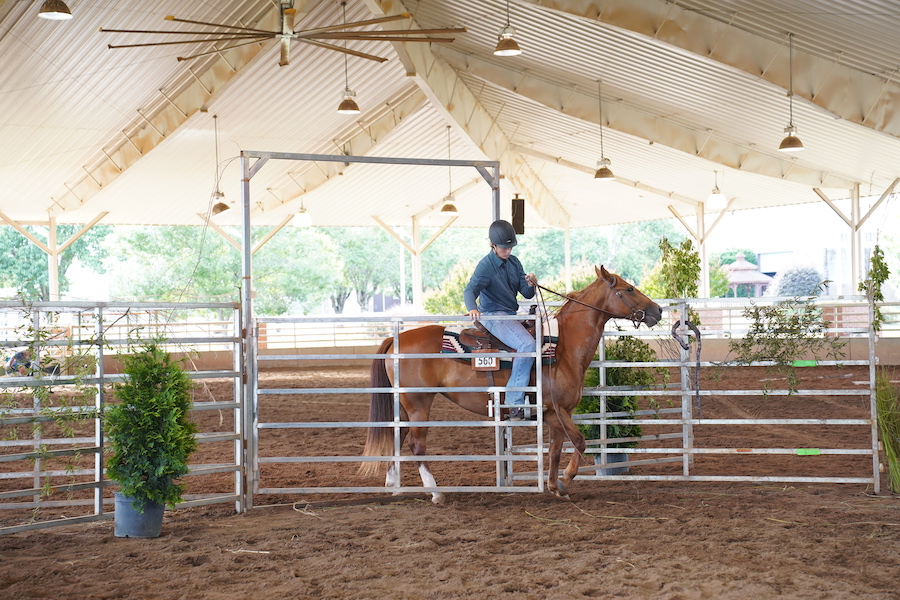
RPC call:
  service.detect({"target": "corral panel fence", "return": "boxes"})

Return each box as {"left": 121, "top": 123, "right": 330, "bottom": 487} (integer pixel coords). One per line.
{"left": 514, "top": 296, "right": 882, "bottom": 491}
{"left": 0, "top": 295, "right": 891, "bottom": 532}
{"left": 0, "top": 301, "right": 244, "bottom": 535}
{"left": 249, "top": 314, "right": 546, "bottom": 508}
{"left": 251, "top": 295, "right": 888, "bottom": 505}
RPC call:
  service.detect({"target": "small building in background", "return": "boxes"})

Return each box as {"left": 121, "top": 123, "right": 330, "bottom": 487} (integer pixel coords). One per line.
{"left": 725, "top": 252, "right": 773, "bottom": 297}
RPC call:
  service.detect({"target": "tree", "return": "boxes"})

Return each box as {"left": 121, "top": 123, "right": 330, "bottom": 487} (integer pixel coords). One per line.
{"left": 0, "top": 225, "right": 111, "bottom": 300}
{"left": 715, "top": 248, "right": 758, "bottom": 267}
{"left": 322, "top": 228, "right": 398, "bottom": 312}
{"left": 768, "top": 266, "right": 825, "bottom": 297}
{"left": 107, "top": 226, "right": 342, "bottom": 314}
{"left": 423, "top": 259, "right": 476, "bottom": 315}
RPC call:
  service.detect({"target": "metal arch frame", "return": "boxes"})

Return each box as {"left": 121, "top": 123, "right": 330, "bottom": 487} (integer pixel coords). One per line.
{"left": 238, "top": 150, "right": 501, "bottom": 504}
{"left": 238, "top": 150, "right": 501, "bottom": 328}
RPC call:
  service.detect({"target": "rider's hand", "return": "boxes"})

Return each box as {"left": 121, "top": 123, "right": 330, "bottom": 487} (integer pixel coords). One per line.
{"left": 525, "top": 273, "right": 537, "bottom": 287}
{"left": 468, "top": 308, "right": 480, "bottom": 321}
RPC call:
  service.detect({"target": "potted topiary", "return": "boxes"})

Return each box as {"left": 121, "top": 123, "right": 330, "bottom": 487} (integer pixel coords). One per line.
{"left": 576, "top": 335, "right": 660, "bottom": 474}
{"left": 104, "top": 340, "right": 197, "bottom": 538}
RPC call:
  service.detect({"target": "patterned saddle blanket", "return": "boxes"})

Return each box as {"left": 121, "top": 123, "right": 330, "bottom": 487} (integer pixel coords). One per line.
{"left": 441, "top": 331, "right": 557, "bottom": 367}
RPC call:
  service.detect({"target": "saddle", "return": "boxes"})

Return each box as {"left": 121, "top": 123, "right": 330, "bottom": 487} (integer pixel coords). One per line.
{"left": 459, "top": 319, "right": 536, "bottom": 353}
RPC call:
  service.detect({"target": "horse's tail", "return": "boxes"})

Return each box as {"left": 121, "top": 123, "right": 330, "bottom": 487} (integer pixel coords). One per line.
{"left": 358, "top": 337, "right": 396, "bottom": 477}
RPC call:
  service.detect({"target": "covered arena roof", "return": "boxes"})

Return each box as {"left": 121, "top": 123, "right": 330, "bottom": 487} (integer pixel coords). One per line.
{"left": 2, "top": 0, "right": 899, "bottom": 231}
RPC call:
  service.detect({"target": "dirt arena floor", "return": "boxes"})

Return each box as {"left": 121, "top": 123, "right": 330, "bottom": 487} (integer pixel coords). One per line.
{"left": 1, "top": 364, "right": 899, "bottom": 599}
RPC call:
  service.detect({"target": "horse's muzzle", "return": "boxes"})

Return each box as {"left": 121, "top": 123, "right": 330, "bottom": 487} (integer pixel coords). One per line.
{"left": 643, "top": 303, "right": 663, "bottom": 327}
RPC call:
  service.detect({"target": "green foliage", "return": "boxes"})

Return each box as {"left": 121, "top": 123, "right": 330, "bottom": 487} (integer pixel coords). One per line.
{"left": 708, "top": 257, "right": 730, "bottom": 298}
{"left": 725, "top": 286, "right": 847, "bottom": 393}
{"left": 714, "top": 248, "right": 758, "bottom": 267}
{"left": 641, "top": 237, "right": 702, "bottom": 323}
{"left": 0, "top": 225, "right": 110, "bottom": 300}
{"left": 858, "top": 245, "right": 890, "bottom": 332}
{"left": 322, "top": 227, "right": 397, "bottom": 312}
{"left": 770, "top": 266, "right": 825, "bottom": 297}
{"left": 875, "top": 367, "right": 900, "bottom": 493}
{"left": 575, "top": 335, "right": 662, "bottom": 447}
{"left": 104, "top": 341, "right": 197, "bottom": 512}
{"left": 423, "top": 259, "right": 476, "bottom": 315}
{"left": 107, "top": 226, "right": 341, "bottom": 314}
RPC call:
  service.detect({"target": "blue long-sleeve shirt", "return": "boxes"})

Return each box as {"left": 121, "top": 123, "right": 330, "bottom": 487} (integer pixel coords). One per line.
{"left": 464, "top": 251, "right": 535, "bottom": 313}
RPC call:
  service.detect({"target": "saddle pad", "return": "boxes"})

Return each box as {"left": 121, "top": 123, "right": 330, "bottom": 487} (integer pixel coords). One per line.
{"left": 441, "top": 331, "right": 557, "bottom": 365}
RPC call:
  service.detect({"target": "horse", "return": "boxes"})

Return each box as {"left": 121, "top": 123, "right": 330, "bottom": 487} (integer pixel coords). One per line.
{"left": 359, "top": 265, "right": 662, "bottom": 504}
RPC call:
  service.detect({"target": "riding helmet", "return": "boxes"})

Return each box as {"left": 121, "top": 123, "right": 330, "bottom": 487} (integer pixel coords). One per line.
{"left": 488, "top": 219, "right": 517, "bottom": 248}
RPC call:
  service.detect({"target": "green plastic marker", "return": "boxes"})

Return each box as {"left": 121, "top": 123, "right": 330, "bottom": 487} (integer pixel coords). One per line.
{"left": 792, "top": 360, "right": 818, "bottom": 367}
{"left": 796, "top": 448, "right": 821, "bottom": 455}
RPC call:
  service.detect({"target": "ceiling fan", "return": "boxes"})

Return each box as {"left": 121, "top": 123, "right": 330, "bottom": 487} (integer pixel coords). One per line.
{"left": 100, "top": 1, "right": 466, "bottom": 66}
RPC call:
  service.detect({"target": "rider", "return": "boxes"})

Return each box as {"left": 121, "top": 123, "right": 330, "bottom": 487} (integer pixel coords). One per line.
{"left": 464, "top": 219, "right": 537, "bottom": 421}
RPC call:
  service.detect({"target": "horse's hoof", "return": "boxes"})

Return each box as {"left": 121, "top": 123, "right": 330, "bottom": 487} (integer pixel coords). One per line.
{"left": 556, "top": 479, "right": 568, "bottom": 496}
{"left": 431, "top": 493, "right": 446, "bottom": 505}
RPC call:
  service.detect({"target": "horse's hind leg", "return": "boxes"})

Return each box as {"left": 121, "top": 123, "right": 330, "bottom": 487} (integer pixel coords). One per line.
{"left": 407, "top": 424, "right": 445, "bottom": 505}
{"left": 403, "top": 394, "right": 444, "bottom": 505}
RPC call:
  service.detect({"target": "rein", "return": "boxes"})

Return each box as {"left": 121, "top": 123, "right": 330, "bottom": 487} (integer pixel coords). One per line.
{"left": 534, "top": 281, "right": 647, "bottom": 328}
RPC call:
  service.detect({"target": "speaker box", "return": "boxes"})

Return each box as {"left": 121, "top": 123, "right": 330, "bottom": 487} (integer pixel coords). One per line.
{"left": 511, "top": 195, "right": 525, "bottom": 235}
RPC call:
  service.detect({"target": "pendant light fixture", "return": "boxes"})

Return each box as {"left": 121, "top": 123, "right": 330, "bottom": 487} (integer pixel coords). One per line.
{"left": 293, "top": 198, "right": 312, "bottom": 227}
{"left": 707, "top": 170, "right": 727, "bottom": 210}
{"left": 336, "top": 2, "right": 361, "bottom": 115}
{"left": 594, "top": 80, "right": 615, "bottom": 182}
{"left": 38, "top": 0, "right": 73, "bottom": 20}
{"left": 494, "top": 0, "right": 522, "bottom": 56}
{"left": 778, "top": 33, "right": 804, "bottom": 152}
{"left": 211, "top": 114, "right": 229, "bottom": 216}
{"left": 440, "top": 126, "right": 458, "bottom": 213}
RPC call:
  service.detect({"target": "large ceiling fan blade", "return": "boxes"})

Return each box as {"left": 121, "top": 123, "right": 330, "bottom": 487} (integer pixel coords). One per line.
{"left": 176, "top": 37, "right": 271, "bottom": 62}
{"left": 310, "top": 34, "right": 458, "bottom": 44}
{"left": 164, "top": 15, "right": 274, "bottom": 35}
{"left": 299, "top": 39, "right": 388, "bottom": 63}
{"left": 347, "top": 27, "right": 468, "bottom": 35}
{"left": 293, "top": 13, "right": 411, "bottom": 38}
{"left": 108, "top": 35, "right": 267, "bottom": 50}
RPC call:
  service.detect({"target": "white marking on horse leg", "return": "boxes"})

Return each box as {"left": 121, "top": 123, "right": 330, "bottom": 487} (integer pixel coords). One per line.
{"left": 385, "top": 462, "right": 401, "bottom": 494}
{"left": 418, "top": 463, "right": 445, "bottom": 505}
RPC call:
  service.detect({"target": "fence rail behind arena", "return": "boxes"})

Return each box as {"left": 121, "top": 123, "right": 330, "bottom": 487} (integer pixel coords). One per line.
{"left": 0, "top": 301, "right": 243, "bottom": 535}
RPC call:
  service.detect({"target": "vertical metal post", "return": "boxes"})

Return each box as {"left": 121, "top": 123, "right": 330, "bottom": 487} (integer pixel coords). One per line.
{"left": 679, "top": 301, "right": 694, "bottom": 475}
{"left": 533, "top": 313, "right": 544, "bottom": 492}
{"left": 391, "top": 319, "right": 402, "bottom": 490}
{"left": 233, "top": 303, "right": 246, "bottom": 512}
{"left": 491, "top": 164, "right": 500, "bottom": 222}
{"left": 94, "top": 306, "right": 105, "bottom": 515}
{"left": 867, "top": 293, "right": 880, "bottom": 493}
{"left": 31, "top": 309, "right": 42, "bottom": 503}
{"left": 240, "top": 152, "right": 257, "bottom": 510}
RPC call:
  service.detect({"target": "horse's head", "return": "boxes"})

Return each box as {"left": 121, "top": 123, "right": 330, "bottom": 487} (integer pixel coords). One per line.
{"left": 594, "top": 265, "right": 662, "bottom": 327}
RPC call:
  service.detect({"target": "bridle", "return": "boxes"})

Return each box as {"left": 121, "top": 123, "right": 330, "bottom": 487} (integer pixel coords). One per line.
{"left": 534, "top": 278, "right": 647, "bottom": 328}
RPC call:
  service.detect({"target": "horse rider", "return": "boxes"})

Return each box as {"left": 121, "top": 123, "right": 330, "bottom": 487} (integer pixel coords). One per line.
{"left": 464, "top": 219, "right": 537, "bottom": 420}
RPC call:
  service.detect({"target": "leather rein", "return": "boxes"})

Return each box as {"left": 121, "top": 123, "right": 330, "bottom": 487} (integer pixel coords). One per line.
{"left": 533, "top": 279, "right": 647, "bottom": 328}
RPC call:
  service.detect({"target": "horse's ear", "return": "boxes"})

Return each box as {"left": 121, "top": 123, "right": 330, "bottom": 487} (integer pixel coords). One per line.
{"left": 598, "top": 265, "right": 616, "bottom": 286}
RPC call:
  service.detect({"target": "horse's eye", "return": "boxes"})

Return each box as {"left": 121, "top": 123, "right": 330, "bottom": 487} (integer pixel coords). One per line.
{"left": 627, "top": 286, "right": 634, "bottom": 292}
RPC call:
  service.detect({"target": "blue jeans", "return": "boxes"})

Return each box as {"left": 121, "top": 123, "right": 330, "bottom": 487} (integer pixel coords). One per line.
{"left": 481, "top": 311, "right": 535, "bottom": 406}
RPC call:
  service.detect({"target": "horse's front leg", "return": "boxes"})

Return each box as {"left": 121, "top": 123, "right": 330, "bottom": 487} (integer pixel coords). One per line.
{"left": 545, "top": 425, "right": 568, "bottom": 499}
{"left": 557, "top": 413, "right": 587, "bottom": 493}
{"left": 407, "top": 425, "right": 445, "bottom": 505}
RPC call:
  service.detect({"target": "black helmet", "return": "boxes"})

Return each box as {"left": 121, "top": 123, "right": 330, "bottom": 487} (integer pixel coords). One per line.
{"left": 488, "top": 219, "right": 517, "bottom": 248}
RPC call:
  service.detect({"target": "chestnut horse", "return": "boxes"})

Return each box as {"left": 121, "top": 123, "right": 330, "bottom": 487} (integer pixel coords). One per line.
{"left": 359, "top": 265, "right": 661, "bottom": 503}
